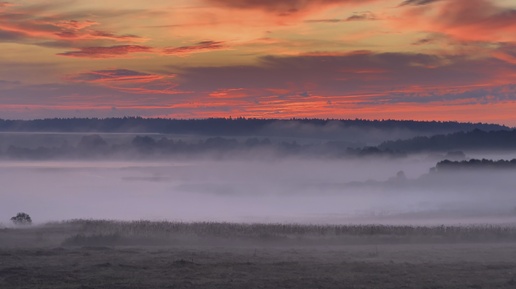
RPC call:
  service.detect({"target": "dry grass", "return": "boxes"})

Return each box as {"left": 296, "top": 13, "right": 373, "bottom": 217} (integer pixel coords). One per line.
{"left": 3, "top": 219, "right": 516, "bottom": 248}
{"left": 2, "top": 220, "right": 516, "bottom": 288}
{"left": 60, "top": 219, "right": 516, "bottom": 246}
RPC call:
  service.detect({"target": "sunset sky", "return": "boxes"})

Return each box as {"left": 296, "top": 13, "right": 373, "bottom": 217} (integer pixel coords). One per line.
{"left": 1, "top": 0, "right": 516, "bottom": 125}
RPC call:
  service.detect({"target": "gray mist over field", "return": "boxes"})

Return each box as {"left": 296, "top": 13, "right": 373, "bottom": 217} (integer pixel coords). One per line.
{"left": 2, "top": 154, "right": 516, "bottom": 225}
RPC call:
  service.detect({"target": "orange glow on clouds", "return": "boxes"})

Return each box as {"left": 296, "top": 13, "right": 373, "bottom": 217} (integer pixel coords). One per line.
{"left": 394, "top": 0, "right": 516, "bottom": 43}
{"left": 0, "top": 0, "right": 515, "bottom": 125}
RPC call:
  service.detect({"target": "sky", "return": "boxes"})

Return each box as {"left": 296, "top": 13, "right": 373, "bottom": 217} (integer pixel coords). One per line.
{"left": 1, "top": 0, "right": 516, "bottom": 125}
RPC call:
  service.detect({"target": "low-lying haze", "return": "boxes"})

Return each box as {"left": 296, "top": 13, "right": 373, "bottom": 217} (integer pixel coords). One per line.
{"left": 2, "top": 156, "right": 516, "bottom": 226}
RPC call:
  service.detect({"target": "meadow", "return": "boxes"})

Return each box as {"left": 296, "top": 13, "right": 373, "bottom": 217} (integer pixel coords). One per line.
{"left": 2, "top": 220, "right": 516, "bottom": 288}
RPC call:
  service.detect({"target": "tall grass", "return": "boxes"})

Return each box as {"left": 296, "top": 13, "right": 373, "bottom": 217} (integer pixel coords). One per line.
{"left": 47, "top": 219, "right": 516, "bottom": 246}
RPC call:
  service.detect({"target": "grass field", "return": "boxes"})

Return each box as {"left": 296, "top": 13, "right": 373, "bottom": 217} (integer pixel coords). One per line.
{"left": 1, "top": 220, "right": 516, "bottom": 288}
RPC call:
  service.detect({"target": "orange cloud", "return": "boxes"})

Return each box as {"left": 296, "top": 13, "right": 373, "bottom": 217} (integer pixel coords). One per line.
{"left": 3, "top": 0, "right": 516, "bottom": 125}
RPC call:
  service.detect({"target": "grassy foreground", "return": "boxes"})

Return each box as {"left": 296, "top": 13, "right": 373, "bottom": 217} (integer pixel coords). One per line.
{"left": 1, "top": 220, "right": 516, "bottom": 288}
{"left": 3, "top": 219, "right": 516, "bottom": 247}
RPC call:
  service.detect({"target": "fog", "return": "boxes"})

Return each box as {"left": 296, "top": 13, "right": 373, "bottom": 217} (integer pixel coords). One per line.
{"left": 2, "top": 156, "right": 516, "bottom": 226}
{"left": 259, "top": 121, "right": 428, "bottom": 146}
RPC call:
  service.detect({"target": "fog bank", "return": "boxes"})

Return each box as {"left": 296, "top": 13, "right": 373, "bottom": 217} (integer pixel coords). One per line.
{"left": 2, "top": 158, "right": 515, "bottom": 226}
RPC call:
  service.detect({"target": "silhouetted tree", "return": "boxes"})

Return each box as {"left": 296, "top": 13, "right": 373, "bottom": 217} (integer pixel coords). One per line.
{"left": 10, "top": 212, "right": 32, "bottom": 226}
{"left": 0, "top": 118, "right": 507, "bottom": 135}
{"left": 435, "top": 158, "right": 516, "bottom": 171}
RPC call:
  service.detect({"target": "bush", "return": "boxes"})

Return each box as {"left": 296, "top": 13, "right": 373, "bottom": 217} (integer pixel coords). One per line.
{"left": 10, "top": 212, "right": 32, "bottom": 226}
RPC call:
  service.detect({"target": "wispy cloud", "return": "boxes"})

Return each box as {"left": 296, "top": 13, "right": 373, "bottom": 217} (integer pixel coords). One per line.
{"left": 395, "top": 0, "right": 516, "bottom": 42}
{"left": 162, "top": 41, "right": 227, "bottom": 56}
{"left": 0, "top": 29, "right": 24, "bottom": 41}
{"left": 175, "top": 50, "right": 516, "bottom": 107}
{"left": 204, "top": 0, "right": 376, "bottom": 14}
{"left": 2, "top": 0, "right": 516, "bottom": 124}
{"left": 202, "top": 0, "right": 378, "bottom": 22}
{"left": 0, "top": 2, "right": 146, "bottom": 47}
{"left": 68, "top": 69, "right": 164, "bottom": 83}
{"left": 398, "top": 0, "right": 441, "bottom": 7}
{"left": 346, "top": 11, "right": 377, "bottom": 21}
{"left": 0, "top": 1, "right": 12, "bottom": 9}
{"left": 304, "top": 19, "right": 343, "bottom": 23}
{"left": 306, "top": 11, "right": 377, "bottom": 23}
{"left": 68, "top": 69, "right": 184, "bottom": 95}
{"left": 57, "top": 45, "right": 153, "bottom": 58}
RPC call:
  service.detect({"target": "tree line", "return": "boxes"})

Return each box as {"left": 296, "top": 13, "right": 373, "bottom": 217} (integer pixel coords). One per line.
{"left": 1, "top": 134, "right": 402, "bottom": 160}
{"left": 0, "top": 118, "right": 506, "bottom": 135}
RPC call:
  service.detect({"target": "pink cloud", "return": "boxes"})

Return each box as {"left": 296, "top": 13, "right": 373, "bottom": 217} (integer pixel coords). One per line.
{"left": 0, "top": 1, "right": 12, "bottom": 9}
{"left": 395, "top": 0, "right": 516, "bottom": 42}
{"left": 0, "top": 3, "right": 145, "bottom": 46}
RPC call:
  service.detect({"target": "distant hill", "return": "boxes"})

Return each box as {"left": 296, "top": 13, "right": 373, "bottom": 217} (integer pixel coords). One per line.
{"left": 0, "top": 119, "right": 511, "bottom": 159}
{"left": 0, "top": 134, "right": 405, "bottom": 160}
{"left": 0, "top": 118, "right": 507, "bottom": 139}
{"left": 379, "top": 129, "right": 516, "bottom": 153}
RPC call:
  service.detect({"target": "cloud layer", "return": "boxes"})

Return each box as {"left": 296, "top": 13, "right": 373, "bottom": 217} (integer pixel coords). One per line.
{"left": 1, "top": 0, "right": 516, "bottom": 125}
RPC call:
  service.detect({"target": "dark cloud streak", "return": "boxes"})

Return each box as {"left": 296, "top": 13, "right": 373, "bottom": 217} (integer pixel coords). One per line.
{"left": 0, "top": 29, "right": 24, "bottom": 41}
{"left": 174, "top": 50, "right": 516, "bottom": 105}
{"left": 305, "top": 11, "right": 377, "bottom": 23}
{"left": 346, "top": 11, "right": 377, "bottom": 21}
{"left": 163, "top": 41, "right": 226, "bottom": 56}
{"left": 69, "top": 69, "right": 163, "bottom": 83}
{"left": 57, "top": 45, "right": 153, "bottom": 58}
{"left": 398, "top": 0, "right": 440, "bottom": 7}
{"left": 204, "top": 0, "right": 375, "bottom": 15}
